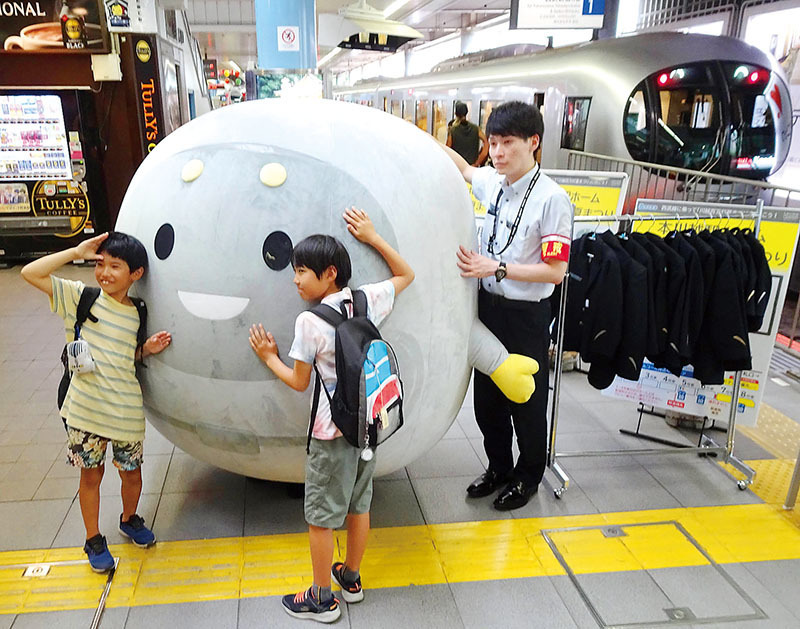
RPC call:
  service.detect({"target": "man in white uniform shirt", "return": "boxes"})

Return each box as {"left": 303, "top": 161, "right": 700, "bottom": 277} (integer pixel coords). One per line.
{"left": 444, "top": 101, "right": 572, "bottom": 510}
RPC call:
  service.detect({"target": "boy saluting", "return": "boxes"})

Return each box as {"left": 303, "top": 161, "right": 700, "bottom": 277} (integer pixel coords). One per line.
{"left": 249, "top": 207, "right": 414, "bottom": 623}
{"left": 21, "top": 232, "right": 171, "bottom": 572}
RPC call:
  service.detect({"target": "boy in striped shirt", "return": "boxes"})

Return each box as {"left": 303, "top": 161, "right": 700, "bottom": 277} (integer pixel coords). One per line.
{"left": 22, "top": 232, "right": 171, "bottom": 572}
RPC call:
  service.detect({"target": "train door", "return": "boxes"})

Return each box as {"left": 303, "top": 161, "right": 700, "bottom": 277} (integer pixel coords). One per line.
{"left": 433, "top": 100, "right": 450, "bottom": 143}
{"left": 415, "top": 99, "right": 429, "bottom": 133}
{"left": 402, "top": 100, "right": 414, "bottom": 124}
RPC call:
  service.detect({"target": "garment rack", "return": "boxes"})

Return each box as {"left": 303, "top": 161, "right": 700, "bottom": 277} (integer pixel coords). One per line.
{"left": 547, "top": 202, "right": 764, "bottom": 498}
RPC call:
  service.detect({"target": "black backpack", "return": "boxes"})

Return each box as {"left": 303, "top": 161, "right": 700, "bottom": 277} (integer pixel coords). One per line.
{"left": 57, "top": 287, "right": 147, "bottom": 427}
{"left": 307, "top": 289, "right": 403, "bottom": 456}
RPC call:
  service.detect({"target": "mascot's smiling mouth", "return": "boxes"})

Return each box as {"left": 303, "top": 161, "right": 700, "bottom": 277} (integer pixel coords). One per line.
{"left": 178, "top": 290, "right": 250, "bottom": 320}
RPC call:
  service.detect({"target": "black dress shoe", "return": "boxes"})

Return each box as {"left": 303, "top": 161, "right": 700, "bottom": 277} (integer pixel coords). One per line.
{"left": 466, "top": 470, "right": 510, "bottom": 498}
{"left": 493, "top": 480, "right": 537, "bottom": 511}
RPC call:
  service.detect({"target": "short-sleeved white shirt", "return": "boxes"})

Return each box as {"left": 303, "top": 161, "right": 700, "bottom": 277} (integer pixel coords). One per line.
{"left": 288, "top": 280, "right": 395, "bottom": 440}
{"left": 471, "top": 163, "right": 572, "bottom": 302}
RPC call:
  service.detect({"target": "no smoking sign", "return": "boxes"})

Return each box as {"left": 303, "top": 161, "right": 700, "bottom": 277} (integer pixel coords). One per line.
{"left": 277, "top": 26, "right": 300, "bottom": 51}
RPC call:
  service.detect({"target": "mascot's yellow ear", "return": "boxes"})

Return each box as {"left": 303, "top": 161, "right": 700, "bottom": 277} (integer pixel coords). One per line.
{"left": 490, "top": 354, "right": 539, "bottom": 404}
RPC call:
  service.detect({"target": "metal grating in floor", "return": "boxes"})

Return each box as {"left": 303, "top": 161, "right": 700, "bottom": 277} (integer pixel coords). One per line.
{"left": 542, "top": 521, "right": 767, "bottom": 628}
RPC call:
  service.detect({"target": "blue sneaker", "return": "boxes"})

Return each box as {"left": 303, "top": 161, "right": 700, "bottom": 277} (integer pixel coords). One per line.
{"left": 119, "top": 514, "right": 156, "bottom": 548}
{"left": 84, "top": 534, "right": 114, "bottom": 573}
{"left": 282, "top": 587, "right": 341, "bottom": 623}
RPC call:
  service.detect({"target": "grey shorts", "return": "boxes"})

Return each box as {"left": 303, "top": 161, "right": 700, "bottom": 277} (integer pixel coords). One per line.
{"left": 304, "top": 436, "right": 376, "bottom": 529}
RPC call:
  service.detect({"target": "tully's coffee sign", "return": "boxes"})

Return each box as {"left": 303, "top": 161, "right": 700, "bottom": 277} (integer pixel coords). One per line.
{"left": 2, "top": 1, "right": 109, "bottom": 53}
{"left": 31, "top": 179, "right": 90, "bottom": 237}
{"left": 132, "top": 35, "right": 164, "bottom": 155}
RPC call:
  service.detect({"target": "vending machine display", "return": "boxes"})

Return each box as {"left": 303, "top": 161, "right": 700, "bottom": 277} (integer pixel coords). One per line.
{"left": 0, "top": 94, "right": 72, "bottom": 181}
{"left": 0, "top": 89, "right": 108, "bottom": 261}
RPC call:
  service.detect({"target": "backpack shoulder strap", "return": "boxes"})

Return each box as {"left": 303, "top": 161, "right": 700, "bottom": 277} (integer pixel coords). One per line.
{"left": 307, "top": 363, "right": 333, "bottom": 453}
{"left": 309, "top": 304, "right": 346, "bottom": 328}
{"left": 74, "top": 287, "right": 101, "bottom": 340}
{"left": 130, "top": 297, "right": 148, "bottom": 347}
{"left": 351, "top": 289, "right": 368, "bottom": 318}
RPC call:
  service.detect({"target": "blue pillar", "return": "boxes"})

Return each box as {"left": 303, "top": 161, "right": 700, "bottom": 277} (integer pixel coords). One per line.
{"left": 254, "top": 0, "right": 317, "bottom": 70}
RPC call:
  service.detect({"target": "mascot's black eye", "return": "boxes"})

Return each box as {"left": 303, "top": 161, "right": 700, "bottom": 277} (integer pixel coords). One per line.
{"left": 263, "top": 231, "right": 293, "bottom": 271}
{"left": 154, "top": 223, "right": 175, "bottom": 260}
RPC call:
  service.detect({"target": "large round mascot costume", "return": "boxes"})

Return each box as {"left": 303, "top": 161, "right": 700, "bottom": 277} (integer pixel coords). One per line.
{"left": 116, "top": 99, "right": 537, "bottom": 482}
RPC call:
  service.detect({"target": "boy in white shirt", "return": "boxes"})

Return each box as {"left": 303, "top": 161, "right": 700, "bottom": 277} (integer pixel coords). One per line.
{"left": 249, "top": 207, "right": 414, "bottom": 623}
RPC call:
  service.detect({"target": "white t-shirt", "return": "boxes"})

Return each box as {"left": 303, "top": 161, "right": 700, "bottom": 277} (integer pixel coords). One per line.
{"left": 288, "top": 280, "right": 395, "bottom": 440}
{"left": 472, "top": 163, "right": 572, "bottom": 301}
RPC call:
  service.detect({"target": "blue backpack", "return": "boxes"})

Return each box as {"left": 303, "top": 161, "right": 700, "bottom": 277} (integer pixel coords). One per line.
{"left": 307, "top": 289, "right": 404, "bottom": 459}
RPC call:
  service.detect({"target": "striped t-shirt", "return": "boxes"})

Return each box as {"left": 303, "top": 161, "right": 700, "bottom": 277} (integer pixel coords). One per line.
{"left": 51, "top": 277, "right": 145, "bottom": 442}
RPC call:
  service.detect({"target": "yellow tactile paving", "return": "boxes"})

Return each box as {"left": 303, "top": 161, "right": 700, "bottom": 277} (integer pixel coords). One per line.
{"left": 2, "top": 402, "right": 798, "bottom": 616}
{"left": 2, "top": 501, "right": 800, "bottom": 615}
{"left": 738, "top": 403, "right": 800, "bottom": 460}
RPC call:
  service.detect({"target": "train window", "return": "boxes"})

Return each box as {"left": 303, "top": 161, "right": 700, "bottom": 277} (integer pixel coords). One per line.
{"left": 623, "top": 87, "right": 652, "bottom": 162}
{"left": 391, "top": 100, "right": 401, "bottom": 117}
{"left": 722, "top": 62, "right": 777, "bottom": 176}
{"left": 561, "top": 97, "right": 591, "bottom": 151}
{"left": 652, "top": 64, "right": 722, "bottom": 171}
{"left": 534, "top": 93, "right": 544, "bottom": 115}
{"left": 415, "top": 100, "right": 429, "bottom": 132}
{"left": 433, "top": 101, "right": 449, "bottom": 143}
{"left": 403, "top": 100, "right": 414, "bottom": 123}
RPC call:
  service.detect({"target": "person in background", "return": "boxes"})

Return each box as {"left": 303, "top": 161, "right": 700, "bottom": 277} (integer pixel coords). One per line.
{"left": 447, "top": 102, "right": 489, "bottom": 167}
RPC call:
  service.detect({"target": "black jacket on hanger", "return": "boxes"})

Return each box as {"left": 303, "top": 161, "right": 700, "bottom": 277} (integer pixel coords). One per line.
{"left": 642, "top": 232, "right": 688, "bottom": 376}
{"left": 619, "top": 234, "right": 659, "bottom": 359}
{"left": 741, "top": 230, "right": 772, "bottom": 331}
{"left": 563, "top": 233, "right": 624, "bottom": 389}
{"left": 598, "top": 230, "right": 647, "bottom": 383}
{"left": 693, "top": 231, "right": 752, "bottom": 384}
{"left": 664, "top": 231, "right": 705, "bottom": 367}
{"left": 631, "top": 232, "right": 668, "bottom": 360}
{"left": 682, "top": 229, "right": 716, "bottom": 317}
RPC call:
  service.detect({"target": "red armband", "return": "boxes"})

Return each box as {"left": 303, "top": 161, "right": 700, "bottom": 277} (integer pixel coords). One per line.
{"left": 541, "top": 234, "right": 571, "bottom": 262}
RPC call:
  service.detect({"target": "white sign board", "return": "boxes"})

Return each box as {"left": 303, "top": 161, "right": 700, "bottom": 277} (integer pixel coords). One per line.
{"left": 512, "top": 0, "right": 605, "bottom": 30}
{"left": 277, "top": 26, "right": 300, "bottom": 51}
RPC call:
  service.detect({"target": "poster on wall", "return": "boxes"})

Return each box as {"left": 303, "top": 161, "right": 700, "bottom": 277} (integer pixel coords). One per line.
{"left": 602, "top": 200, "right": 800, "bottom": 427}
{"left": 1, "top": 1, "right": 109, "bottom": 53}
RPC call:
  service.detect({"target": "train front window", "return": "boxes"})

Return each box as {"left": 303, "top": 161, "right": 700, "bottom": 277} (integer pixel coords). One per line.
{"left": 623, "top": 87, "right": 651, "bottom": 162}
{"left": 653, "top": 65, "right": 722, "bottom": 171}
{"left": 723, "top": 62, "right": 777, "bottom": 175}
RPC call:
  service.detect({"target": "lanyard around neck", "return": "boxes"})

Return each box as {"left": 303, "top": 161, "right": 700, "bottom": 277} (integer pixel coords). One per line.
{"left": 487, "top": 166, "right": 541, "bottom": 256}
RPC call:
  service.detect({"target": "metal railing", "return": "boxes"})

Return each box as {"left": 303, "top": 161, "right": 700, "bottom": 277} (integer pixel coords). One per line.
{"left": 565, "top": 150, "right": 800, "bottom": 209}
{"left": 564, "top": 149, "right": 800, "bottom": 354}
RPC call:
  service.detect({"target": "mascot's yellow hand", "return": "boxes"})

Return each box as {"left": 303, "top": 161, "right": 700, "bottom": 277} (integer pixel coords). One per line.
{"left": 490, "top": 354, "right": 539, "bottom": 403}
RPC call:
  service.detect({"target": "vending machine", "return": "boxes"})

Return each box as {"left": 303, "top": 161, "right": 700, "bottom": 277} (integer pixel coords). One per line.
{"left": 0, "top": 89, "right": 109, "bottom": 261}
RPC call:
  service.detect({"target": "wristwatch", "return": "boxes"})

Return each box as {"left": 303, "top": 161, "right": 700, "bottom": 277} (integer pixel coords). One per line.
{"left": 494, "top": 261, "right": 507, "bottom": 282}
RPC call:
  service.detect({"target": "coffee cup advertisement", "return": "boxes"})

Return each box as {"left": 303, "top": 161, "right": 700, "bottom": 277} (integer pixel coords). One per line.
{"left": 2, "top": 1, "right": 108, "bottom": 53}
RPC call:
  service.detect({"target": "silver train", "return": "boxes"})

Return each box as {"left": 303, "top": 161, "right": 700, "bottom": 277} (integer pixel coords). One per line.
{"left": 333, "top": 32, "right": 792, "bottom": 180}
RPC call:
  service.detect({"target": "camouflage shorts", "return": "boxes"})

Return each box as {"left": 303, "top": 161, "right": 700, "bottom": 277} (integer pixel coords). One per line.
{"left": 66, "top": 426, "right": 143, "bottom": 471}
